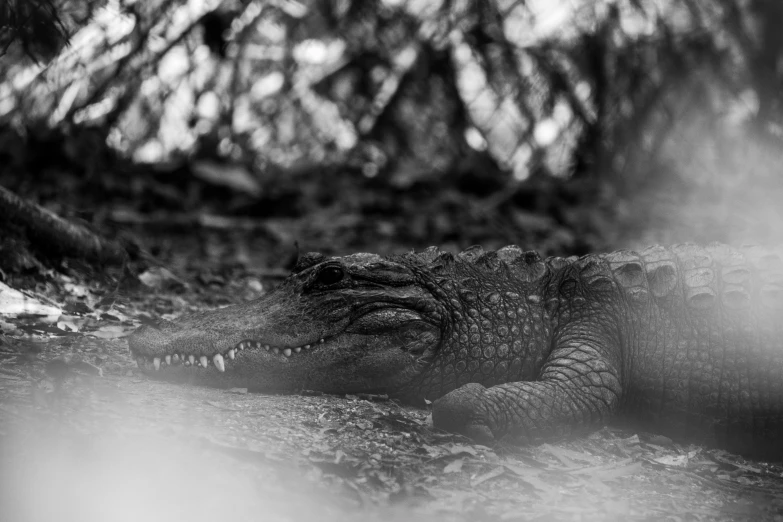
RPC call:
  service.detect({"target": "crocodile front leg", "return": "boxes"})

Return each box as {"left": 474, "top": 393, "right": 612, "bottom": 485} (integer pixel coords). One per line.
{"left": 432, "top": 338, "right": 623, "bottom": 444}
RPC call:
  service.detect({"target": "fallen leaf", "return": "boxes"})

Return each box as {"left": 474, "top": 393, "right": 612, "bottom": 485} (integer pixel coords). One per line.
{"left": 90, "top": 325, "right": 131, "bottom": 339}
{"left": 470, "top": 466, "right": 505, "bottom": 487}
{"left": 0, "top": 282, "right": 61, "bottom": 319}
{"left": 449, "top": 444, "right": 478, "bottom": 456}
{"left": 652, "top": 454, "right": 690, "bottom": 467}
{"left": 443, "top": 458, "right": 464, "bottom": 473}
{"left": 57, "top": 320, "right": 80, "bottom": 332}
{"left": 541, "top": 444, "right": 593, "bottom": 468}
{"left": 418, "top": 444, "right": 444, "bottom": 457}
{"left": 621, "top": 434, "right": 641, "bottom": 445}
{"left": 28, "top": 323, "right": 69, "bottom": 335}
{"left": 502, "top": 464, "right": 550, "bottom": 492}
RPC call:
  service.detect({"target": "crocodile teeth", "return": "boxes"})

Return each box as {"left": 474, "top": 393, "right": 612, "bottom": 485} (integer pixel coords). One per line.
{"left": 172, "top": 354, "right": 180, "bottom": 364}
{"left": 213, "top": 354, "right": 225, "bottom": 372}
{"left": 264, "top": 344, "right": 270, "bottom": 351}
{"left": 165, "top": 355, "right": 171, "bottom": 365}
{"left": 319, "top": 338, "right": 324, "bottom": 343}
{"left": 200, "top": 356, "right": 208, "bottom": 368}
{"left": 228, "top": 349, "right": 235, "bottom": 360}
{"left": 153, "top": 357, "right": 161, "bottom": 371}
{"left": 304, "top": 344, "right": 310, "bottom": 349}
{"left": 283, "top": 348, "right": 292, "bottom": 357}
{"left": 136, "top": 357, "right": 144, "bottom": 368}
{"left": 272, "top": 348, "right": 280, "bottom": 354}
{"left": 189, "top": 355, "right": 196, "bottom": 366}
{"left": 294, "top": 347, "right": 301, "bottom": 353}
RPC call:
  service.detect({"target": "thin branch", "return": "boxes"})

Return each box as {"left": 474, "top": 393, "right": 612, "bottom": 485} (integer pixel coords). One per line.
{"left": 0, "top": 184, "right": 128, "bottom": 265}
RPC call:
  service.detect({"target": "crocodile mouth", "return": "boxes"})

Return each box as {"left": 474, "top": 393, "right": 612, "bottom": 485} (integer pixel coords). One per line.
{"left": 133, "top": 337, "right": 330, "bottom": 373}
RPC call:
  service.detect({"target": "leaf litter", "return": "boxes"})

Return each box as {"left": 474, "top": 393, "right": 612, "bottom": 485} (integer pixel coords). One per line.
{"left": 0, "top": 266, "right": 782, "bottom": 521}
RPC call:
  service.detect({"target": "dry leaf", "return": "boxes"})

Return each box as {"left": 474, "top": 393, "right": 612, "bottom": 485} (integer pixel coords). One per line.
{"left": 90, "top": 325, "right": 131, "bottom": 339}
{"left": 443, "top": 458, "right": 464, "bottom": 473}
{"left": 449, "top": 444, "right": 478, "bottom": 456}
{"left": 652, "top": 454, "right": 690, "bottom": 467}
{"left": 0, "top": 282, "right": 61, "bottom": 319}
{"left": 470, "top": 466, "right": 505, "bottom": 487}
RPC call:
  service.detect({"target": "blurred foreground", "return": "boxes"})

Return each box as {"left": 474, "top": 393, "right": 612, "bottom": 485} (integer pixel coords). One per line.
{"left": 1, "top": 347, "right": 782, "bottom": 522}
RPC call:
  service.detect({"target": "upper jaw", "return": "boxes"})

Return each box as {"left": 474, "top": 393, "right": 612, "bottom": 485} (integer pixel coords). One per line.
{"left": 126, "top": 291, "right": 347, "bottom": 373}
{"left": 130, "top": 334, "right": 333, "bottom": 373}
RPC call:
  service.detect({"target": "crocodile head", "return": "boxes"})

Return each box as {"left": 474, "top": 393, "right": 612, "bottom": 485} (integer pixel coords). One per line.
{"left": 128, "top": 252, "right": 445, "bottom": 396}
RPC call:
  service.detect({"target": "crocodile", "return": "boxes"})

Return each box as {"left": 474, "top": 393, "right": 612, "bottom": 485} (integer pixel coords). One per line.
{"left": 128, "top": 243, "right": 783, "bottom": 459}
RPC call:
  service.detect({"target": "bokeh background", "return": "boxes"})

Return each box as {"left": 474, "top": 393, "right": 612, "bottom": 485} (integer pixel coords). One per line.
{"left": 2, "top": 0, "right": 782, "bottom": 275}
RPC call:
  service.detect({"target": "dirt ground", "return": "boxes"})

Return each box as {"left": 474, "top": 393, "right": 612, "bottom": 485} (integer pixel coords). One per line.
{"left": 0, "top": 188, "right": 781, "bottom": 521}
{"left": 1, "top": 330, "right": 782, "bottom": 522}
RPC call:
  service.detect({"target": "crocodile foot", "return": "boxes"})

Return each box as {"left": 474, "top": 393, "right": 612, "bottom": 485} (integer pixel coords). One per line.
{"left": 431, "top": 383, "right": 497, "bottom": 444}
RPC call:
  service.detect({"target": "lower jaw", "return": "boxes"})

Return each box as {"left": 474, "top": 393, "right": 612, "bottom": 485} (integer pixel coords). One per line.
{"left": 136, "top": 360, "right": 243, "bottom": 386}
{"left": 136, "top": 362, "right": 304, "bottom": 392}
{"left": 134, "top": 359, "right": 398, "bottom": 396}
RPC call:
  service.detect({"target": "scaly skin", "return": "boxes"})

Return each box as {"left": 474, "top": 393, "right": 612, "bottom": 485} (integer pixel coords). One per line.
{"left": 128, "top": 244, "right": 783, "bottom": 459}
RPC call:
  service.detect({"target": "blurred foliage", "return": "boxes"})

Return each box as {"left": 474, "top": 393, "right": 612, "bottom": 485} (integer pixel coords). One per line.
{"left": 0, "top": 0, "right": 114, "bottom": 64}
{"left": 1, "top": 0, "right": 782, "bottom": 258}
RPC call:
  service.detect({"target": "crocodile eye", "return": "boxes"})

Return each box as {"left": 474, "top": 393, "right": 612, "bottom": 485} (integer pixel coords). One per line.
{"left": 315, "top": 266, "right": 345, "bottom": 286}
